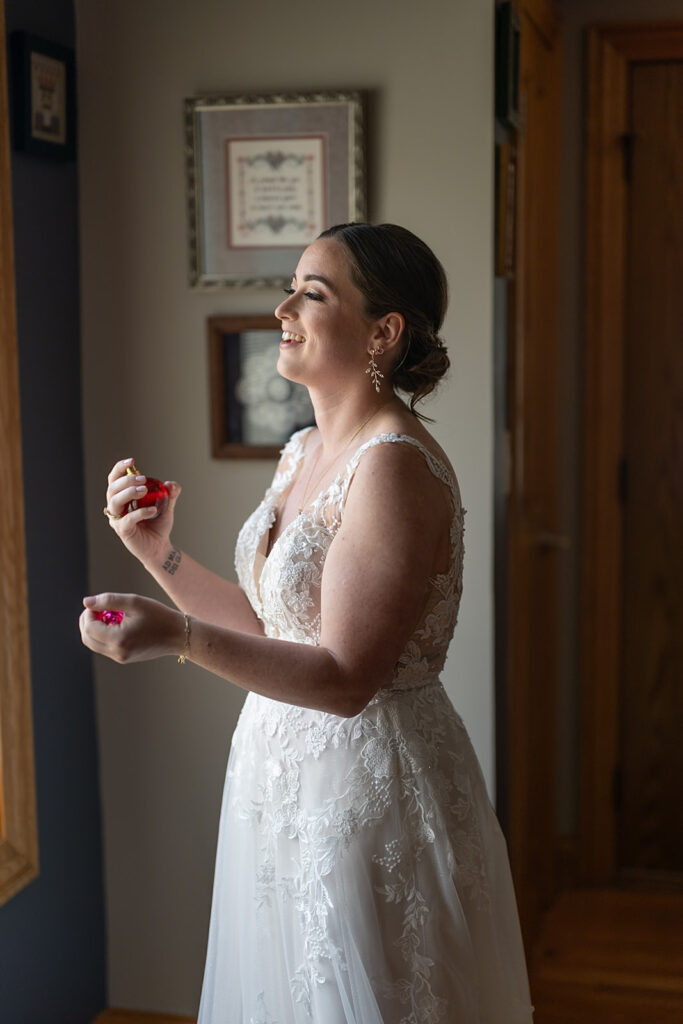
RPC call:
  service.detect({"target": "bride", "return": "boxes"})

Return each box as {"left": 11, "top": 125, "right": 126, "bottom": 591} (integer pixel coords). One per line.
{"left": 80, "top": 222, "right": 533, "bottom": 1023}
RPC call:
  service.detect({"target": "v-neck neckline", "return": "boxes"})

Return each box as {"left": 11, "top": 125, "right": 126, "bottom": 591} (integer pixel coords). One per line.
{"left": 263, "top": 428, "right": 317, "bottom": 559}
{"left": 259, "top": 429, "right": 457, "bottom": 575}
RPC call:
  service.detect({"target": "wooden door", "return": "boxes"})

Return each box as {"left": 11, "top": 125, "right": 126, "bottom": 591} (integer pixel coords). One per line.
{"left": 581, "top": 22, "right": 683, "bottom": 887}
{"left": 619, "top": 60, "right": 683, "bottom": 881}
{"left": 528, "top": 24, "right": 683, "bottom": 1024}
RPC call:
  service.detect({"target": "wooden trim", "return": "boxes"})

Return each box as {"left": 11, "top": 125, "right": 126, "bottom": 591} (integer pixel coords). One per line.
{"left": 520, "top": 0, "right": 561, "bottom": 49}
{"left": 579, "top": 21, "right": 683, "bottom": 885}
{"left": 504, "top": 0, "right": 563, "bottom": 944}
{"left": 587, "top": 21, "right": 683, "bottom": 60}
{"left": 579, "top": 24, "right": 628, "bottom": 885}
{"left": 0, "top": 0, "right": 39, "bottom": 908}
{"left": 93, "top": 1012, "right": 196, "bottom": 1024}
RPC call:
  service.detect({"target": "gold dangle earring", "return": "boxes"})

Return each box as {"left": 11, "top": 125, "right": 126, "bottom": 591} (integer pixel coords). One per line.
{"left": 366, "top": 347, "right": 384, "bottom": 393}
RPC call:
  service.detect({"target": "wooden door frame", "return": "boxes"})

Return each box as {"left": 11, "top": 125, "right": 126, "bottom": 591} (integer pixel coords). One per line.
{"left": 503, "top": 0, "right": 563, "bottom": 944}
{"left": 580, "top": 21, "right": 683, "bottom": 884}
{"left": 0, "top": 0, "right": 40, "bottom": 905}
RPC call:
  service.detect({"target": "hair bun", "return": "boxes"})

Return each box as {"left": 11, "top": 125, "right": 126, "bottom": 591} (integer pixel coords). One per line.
{"left": 318, "top": 223, "right": 450, "bottom": 419}
{"left": 394, "top": 337, "right": 450, "bottom": 407}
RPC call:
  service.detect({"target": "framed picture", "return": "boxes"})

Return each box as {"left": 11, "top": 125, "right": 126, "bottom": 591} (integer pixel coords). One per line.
{"left": 10, "top": 32, "right": 76, "bottom": 160}
{"left": 208, "top": 315, "right": 315, "bottom": 458}
{"left": 495, "top": 2, "right": 521, "bottom": 130}
{"left": 186, "top": 91, "right": 366, "bottom": 289}
{"left": 495, "top": 142, "right": 516, "bottom": 277}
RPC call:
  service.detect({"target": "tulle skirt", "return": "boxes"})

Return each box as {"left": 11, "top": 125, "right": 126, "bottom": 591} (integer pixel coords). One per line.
{"left": 197, "top": 681, "right": 533, "bottom": 1023}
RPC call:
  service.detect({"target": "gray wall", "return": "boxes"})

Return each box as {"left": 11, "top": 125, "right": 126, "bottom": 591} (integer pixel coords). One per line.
{"left": 0, "top": 1, "right": 106, "bottom": 1020}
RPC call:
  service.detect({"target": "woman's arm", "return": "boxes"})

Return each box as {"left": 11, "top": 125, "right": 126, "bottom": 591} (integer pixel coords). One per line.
{"left": 81, "top": 444, "right": 451, "bottom": 716}
{"left": 142, "top": 545, "right": 263, "bottom": 635}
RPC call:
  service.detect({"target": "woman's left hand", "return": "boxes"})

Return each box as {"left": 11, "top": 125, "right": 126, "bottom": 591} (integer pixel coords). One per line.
{"left": 79, "top": 593, "right": 184, "bottom": 664}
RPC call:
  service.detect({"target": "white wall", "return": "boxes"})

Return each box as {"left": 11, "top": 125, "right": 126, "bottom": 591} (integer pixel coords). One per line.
{"left": 76, "top": 0, "right": 495, "bottom": 1013}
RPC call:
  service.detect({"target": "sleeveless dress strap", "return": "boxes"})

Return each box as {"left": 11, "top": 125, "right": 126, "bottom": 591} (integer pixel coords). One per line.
{"left": 337, "top": 432, "right": 461, "bottom": 513}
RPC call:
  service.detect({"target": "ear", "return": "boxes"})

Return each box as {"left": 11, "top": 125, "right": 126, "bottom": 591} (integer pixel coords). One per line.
{"left": 368, "top": 312, "right": 405, "bottom": 356}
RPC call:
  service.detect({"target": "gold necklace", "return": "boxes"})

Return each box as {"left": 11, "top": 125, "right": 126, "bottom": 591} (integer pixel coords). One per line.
{"left": 297, "top": 406, "right": 386, "bottom": 515}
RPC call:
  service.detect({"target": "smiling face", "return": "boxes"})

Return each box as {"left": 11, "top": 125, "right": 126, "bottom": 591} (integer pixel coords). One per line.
{"left": 274, "top": 238, "right": 377, "bottom": 393}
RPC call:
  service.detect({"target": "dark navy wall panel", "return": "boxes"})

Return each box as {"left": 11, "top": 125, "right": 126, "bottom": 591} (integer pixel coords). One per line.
{"left": 0, "top": 1, "right": 106, "bottom": 1021}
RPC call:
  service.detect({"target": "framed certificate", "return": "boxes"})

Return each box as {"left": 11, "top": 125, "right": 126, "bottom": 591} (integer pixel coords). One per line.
{"left": 10, "top": 32, "right": 76, "bottom": 160}
{"left": 186, "top": 91, "right": 366, "bottom": 289}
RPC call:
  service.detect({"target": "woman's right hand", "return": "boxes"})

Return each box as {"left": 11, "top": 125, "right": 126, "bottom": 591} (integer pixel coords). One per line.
{"left": 104, "top": 457, "right": 182, "bottom": 567}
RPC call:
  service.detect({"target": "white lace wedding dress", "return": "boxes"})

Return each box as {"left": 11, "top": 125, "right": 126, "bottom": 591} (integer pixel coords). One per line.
{"left": 197, "top": 430, "right": 533, "bottom": 1024}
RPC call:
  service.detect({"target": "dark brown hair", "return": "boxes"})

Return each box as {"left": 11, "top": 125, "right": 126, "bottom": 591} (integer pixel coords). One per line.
{"left": 319, "top": 222, "right": 450, "bottom": 417}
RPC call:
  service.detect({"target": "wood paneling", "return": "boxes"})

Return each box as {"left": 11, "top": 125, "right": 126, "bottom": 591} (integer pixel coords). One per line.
{"left": 0, "top": 0, "right": 39, "bottom": 908}
{"left": 619, "top": 61, "right": 683, "bottom": 875}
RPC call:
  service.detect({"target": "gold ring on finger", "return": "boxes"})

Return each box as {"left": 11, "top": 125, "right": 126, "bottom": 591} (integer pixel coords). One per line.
{"left": 103, "top": 506, "right": 122, "bottom": 520}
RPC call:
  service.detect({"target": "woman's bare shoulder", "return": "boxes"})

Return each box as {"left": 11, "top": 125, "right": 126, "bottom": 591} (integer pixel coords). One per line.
{"left": 347, "top": 428, "right": 455, "bottom": 529}
{"left": 367, "top": 406, "right": 457, "bottom": 481}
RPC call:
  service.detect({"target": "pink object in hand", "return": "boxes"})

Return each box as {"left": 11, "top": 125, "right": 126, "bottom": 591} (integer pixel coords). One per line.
{"left": 124, "top": 463, "right": 169, "bottom": 518}
{"left": 96, "top": 609, "right": 124, "bottom": 625}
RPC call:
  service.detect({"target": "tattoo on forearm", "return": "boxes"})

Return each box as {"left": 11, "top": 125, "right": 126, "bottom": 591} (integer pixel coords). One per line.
{"left": 162, "top": 549, "right": 182, "bottom": 575}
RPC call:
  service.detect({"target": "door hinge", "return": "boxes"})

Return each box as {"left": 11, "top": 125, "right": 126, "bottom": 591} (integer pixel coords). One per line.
{"left": 619, "top": 132, "right": 634, "bottom": 183}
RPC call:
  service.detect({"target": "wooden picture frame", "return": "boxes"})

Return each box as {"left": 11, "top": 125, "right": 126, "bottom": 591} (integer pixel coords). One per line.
{"left": 10, "top": 31, "right": 76, "bottom": 160}
{"left": 495, "top": 3, "right": 521, "bottom": 130}
{"left": 208, "top": 315, "right": 315, "bottom": 458}
{"left": 186, "top": 90, "right": 366, "bottom": 289}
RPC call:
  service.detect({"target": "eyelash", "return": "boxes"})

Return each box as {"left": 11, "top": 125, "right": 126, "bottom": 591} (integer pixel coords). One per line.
{"left": 283, "top": 287, "right": 324, "bottom": 302}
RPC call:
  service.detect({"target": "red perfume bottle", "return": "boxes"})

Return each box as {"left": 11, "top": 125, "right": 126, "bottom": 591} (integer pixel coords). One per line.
{"left": 125, "top": 462, "right": 169, "bottom": 518}
{"left": 96, "top": 609, "right": 124, "bottom": 625}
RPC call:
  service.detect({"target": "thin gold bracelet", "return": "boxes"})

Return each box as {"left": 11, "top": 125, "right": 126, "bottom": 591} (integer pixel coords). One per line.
{"left": 178, "top": 613, "right": 191, "bottom": 664}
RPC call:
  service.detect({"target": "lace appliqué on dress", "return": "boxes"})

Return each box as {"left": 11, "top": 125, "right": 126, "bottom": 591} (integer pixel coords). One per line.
{"left": 225, "top": 433, "right": 492, "bottom": 1022}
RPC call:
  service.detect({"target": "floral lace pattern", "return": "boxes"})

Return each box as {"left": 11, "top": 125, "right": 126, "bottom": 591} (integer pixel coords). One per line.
{"left": 235, "top": 430, "right": 464, "bottom": 670}
{"left": 200, "top": 431, "right": 533, "bottom": 1024}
